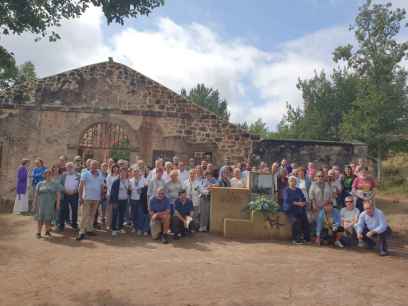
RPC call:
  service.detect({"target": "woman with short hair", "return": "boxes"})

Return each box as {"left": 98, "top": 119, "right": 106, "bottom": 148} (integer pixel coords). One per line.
{"left": 33, "top": 169, "right": 63, "bottom": 238}
{"left": 352, "top": 167, "right": 376, "bottom": 212}
{"left": 31, "top": 159, "right": 47, "bottom": 190}
{"left": 13, "top": 158, "right": 30, "bottom": 215}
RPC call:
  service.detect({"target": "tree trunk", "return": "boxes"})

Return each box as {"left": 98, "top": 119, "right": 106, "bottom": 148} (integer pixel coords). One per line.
{"left": 376, "top": 144, "right": 382, "bottom": 184}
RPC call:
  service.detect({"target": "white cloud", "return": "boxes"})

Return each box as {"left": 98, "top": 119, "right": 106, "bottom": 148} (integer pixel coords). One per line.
{"left": 1, "top": 8, "right": 355, "bottom": 130}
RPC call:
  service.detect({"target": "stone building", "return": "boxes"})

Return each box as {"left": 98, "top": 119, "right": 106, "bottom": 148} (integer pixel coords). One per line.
{"left": 0, "top": 60, "right": 257, "bottom": 199}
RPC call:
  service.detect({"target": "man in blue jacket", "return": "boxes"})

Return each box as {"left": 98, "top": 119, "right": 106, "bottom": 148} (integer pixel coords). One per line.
{"left": 316, "top": 200, "right": 345, "bottom": 248}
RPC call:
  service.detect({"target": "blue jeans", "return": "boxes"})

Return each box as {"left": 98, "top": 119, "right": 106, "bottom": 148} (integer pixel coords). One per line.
{"left": 111, "top": 200, "right": 128, "bottom": 231}
{"left": 130, "top": 199, "right": 149, "bottom": 232}
{"left": 58, "top": 193, "right": 79, "bottom": 229}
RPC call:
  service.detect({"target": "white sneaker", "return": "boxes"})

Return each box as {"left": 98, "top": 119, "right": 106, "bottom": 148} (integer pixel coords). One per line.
{"left": 131, "top": 228, "right": 136, "bottom": 233}
{"left": 358, "top": 240, "right": 365, "bottom": 248}
{"left": 120, "top": 229, "right": 126, "bottom": 234}
{"left": 136, "top": 230, "right": 142, "bottom": 236}
{"left": 112, "top": 231, "right": 118, "bottom": 237}
{"left": 143, "top": 232, "right": 149, "bottom": 237}
{"left": 334, "top": 240, "right": 344, "bottom": 248}
{"left": 198, "top": 226, "right": 207, "bottom": 232}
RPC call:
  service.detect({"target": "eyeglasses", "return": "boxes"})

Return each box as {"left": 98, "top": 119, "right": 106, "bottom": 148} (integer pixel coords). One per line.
{"left": 345, "top": 201, "right": 353, "bottom": 203}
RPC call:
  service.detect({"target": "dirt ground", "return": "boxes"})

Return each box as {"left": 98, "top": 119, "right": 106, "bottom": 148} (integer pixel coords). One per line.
{"left": 1, "top": 199, "right": 407, "bottom": 306}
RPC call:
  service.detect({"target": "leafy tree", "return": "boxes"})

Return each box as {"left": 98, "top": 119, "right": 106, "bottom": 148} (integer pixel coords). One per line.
{"left": 336, "top": 0, "right": 408, "bottom": 181}
{"left": 0, "top": 0, "right": 164, "bottom": 87}
{"left": 181, "top": 84, "right": 230, "bottom": 120}
{"left": 16, "top": 61, "right": 37, "bottom": 83}
{"left": 248, "top": 118, "right": 271, "bottom": 139}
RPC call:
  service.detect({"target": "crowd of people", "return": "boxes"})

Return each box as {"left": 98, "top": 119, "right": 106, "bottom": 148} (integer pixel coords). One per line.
{"left": 12, "top": 155, "right": 391, "bottom": 255}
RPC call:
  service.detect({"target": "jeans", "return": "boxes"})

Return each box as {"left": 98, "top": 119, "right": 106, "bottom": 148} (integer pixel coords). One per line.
{"left": 58, "top": 193, "right": 79, "bottom": 229}
{"left": 362, "top": 226, "right": 391, "bottom": 253}
{"left": 111, "top": 199, "right": 128, "bottom": 231}
{"left": 130, "top": 199, "right": 149, "bottom": 232}
{"left": 289, "top": 211, "right": 310, "bottom": 242}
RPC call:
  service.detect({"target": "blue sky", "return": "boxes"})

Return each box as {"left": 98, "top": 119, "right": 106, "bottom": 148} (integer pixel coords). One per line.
{"left": 3, "top": 0, "right": 407, "bottom": 129}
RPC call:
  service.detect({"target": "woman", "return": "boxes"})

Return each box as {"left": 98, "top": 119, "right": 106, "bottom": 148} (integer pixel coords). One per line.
{"left": 183, "top": 169, "right": 201, "bottom": 227}
{"left": 105, "top": 164, "right": 119, "bottom": 230}
{"left": 110, "top": 167, "right": 130, "bottom": 236}
{"left": 33, "top": 169, "right": 63, "bottom": 238}
{"left": 13, "top": 158, "right": 30, "bottom": 215}
{"left": 342, "top": 165, "right": 356, "bottom": 196}
{"left": 277, "top": 169, "right": 288, "bottom": 207}
{"left": 130, "top": 168, "right": 149, "bottom": 236}
{"left": 165, "top": 170, "right": 183, "bottom": 214}
{"left": 295, "top": 167, "right": 311, "bottom": 202}
{"left": 230, "top": 168, "right": 245, "bottom": 188}
{"left": 218, "top": 166, "right": 232, "bottom": 187}
{"left": 31, "top": 159, "right": 47, "bottom": 190}
{"left": 340, "top": 196, "right": 360, "bottom": 244}
{"left": 283, "top": 176, "right": 310, "bottom": 244}
{"left": 327, "top": 169, "right": 342, "bottom": 208}
{"left": 352, "top": 167, "right": 376, "bottom": 212}
{"left": 308, "top": 171, "right": 332, "bottom": 222}
{"left": 315, "top": 200, "right": 344, "bottom": 248}
{"left": 198, "top": 170, "right": 218, "bottom": 232}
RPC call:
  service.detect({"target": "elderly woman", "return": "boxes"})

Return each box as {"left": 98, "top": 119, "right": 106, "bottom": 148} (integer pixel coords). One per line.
{"left": 33, "top": 169, "right": 63, "bottom": 238}
{"left": 327, "top": 169, "right": 342, "bottom": 208}
{"left": 162, "top": 161, "right": 173, "bottom": 183}
{"left": 183, "top": 169, "right": 201, "bottom": 227}
{"left": 352, "top": 167, "right": 376, "bottom": 212}
{"left": 295, "top": 167, "right": 311, "bottom": 202}
{"left": 165, "top": 170, "right": 183, "bottom": 214}
{"left": 283, "top": 176, "right": 310, "bottom": 244}
{"left": 13, "top": 158, "right": 30, "bottom": 215}
{"left": 277, "top": 168, "right": 288, "bottom": 207}
{"left": 198, "top": 170, "right": 218, "bottom": 232}
{"left": 218, "top": 166, "right": 232, "bottom": 187}
{"left": 230, "top": 168, "right": 245, "bottom": 188}
{"left": 130, "top": 167, "right": 149, "bottom": 236}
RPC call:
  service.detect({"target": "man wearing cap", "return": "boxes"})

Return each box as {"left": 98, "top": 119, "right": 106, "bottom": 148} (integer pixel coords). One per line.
{"left": 148, "top": 187, "right": 171, "bottom": 244}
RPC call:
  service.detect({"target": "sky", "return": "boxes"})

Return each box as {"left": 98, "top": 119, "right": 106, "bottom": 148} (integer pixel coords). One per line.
{"left": 2, "top": 0, "right": 408, "bottom": 130}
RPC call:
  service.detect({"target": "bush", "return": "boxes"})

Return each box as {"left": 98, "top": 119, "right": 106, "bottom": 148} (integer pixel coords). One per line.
{"left": 381, "top": 153, "right": 408, "bottom": 194}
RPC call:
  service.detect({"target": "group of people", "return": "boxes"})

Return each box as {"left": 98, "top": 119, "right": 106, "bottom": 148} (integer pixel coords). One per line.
{"left": 12, "top": 155, "right": 391, "bottom": 255}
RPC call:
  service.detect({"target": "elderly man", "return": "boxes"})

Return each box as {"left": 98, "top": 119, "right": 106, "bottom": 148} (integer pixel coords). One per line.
{"left": 149, "top": 187, "right": 171, "bottom": 244}
{"left": 356, "top": 200, "right": 391, "bottom": 256}
{"left": 147, "top": 167, "right": 166, "bottom": 201}
{"left": 77, "top": 160, "right": 105, "bottom": 241}
{"left": 58, "top": 162, "right": 80, "bottom": 231}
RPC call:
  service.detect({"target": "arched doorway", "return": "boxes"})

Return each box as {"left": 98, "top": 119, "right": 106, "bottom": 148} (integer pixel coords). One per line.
{"left": 79, "top": 122, "right": 130, "bottom": 161}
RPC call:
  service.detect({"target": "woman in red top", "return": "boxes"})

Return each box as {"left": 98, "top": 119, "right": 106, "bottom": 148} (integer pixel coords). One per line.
{"left": 352, "top": 167, "right": 376, "bottom": 212}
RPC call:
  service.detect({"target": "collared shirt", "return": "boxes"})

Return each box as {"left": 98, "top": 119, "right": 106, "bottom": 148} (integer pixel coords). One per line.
{"left": 118, "top": 179, "right": 130, "bottom": 200}
{"left": 130, "top": 176, "right": 146, "bottom": 200}
{"left": 356, "top": 208, "right": 388, "bottom": 234}
{"left": 179, "top": 170, "right": 189, "bottom": 184}
{"left": 165, "top": 180, "right": 183, "bottom": 204}
{"left": 64, "top": 173, "right": 80, "bottom": 193}
{"left": 80, "top": 170, "right": 105, "bottom": 201}
{"left": 147, "top": 178, "right": 166, "bottom": 200}
{"left": 174, "top": 198, "right": 193, "bottom": 216}
{"left": 149, "top": 196, "right": 170, "bottom": 213}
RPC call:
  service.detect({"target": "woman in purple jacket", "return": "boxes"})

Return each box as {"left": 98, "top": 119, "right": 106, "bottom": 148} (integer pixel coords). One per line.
{"left": 13, "top": 158, "right": 30, "bottom": 214}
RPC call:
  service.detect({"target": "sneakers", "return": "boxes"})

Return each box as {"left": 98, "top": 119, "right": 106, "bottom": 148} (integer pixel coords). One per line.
{"left": 120, "top": 229, "right": 127, "bottom": 234}
{"left": 198, "top": 226, "right": 207, "bottom": 232}
{"left": 292, "top": 240, "right": 304, "bottom": 245}
{"left": 334, "top": 240, "right": 345, "bottom": 248}
{"left": 379, "top": 250, "right": 389, "bottom": 256}
{"left": 112, "top": 230, "right": 118, "bottom": 237}
{"left": 358, "top": 240, "right": 365, "bottom": 248}
{"left": 136, "top": 230, "right": 142, "bottom": 236}
{"left": 143, "top": 232, "right": 149, "bottom": 237}
{"left": 160, "top": 234, "right": 169, "bottom": 244}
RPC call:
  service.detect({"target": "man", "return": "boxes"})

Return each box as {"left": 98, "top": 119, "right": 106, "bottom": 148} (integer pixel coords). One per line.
{"left": 188, "top": 158, "right": 196, "bottom": 171}
{"left": 57, "top": 155, "right": 67, "bottom": 175}
{"left": 315, "top": 200, "right": 345, "bottom": 248}
{"left": 340, "top": 196, "right": 360, "bottom": 241}
{"left": 178, "top": 161, "right": 189, "bottom": 183}
{"left": 77, "top": 160, "right": 105, "bottom": 241}
{"left": 356, "top": 200, "right": 391, "bottom": 256}
{"left": 147, "top": 167, "right": 166, "bottom": 201}
{"left": 147, "top": 159, "right": 164, "bottom": 182}
{"left": 172, "top": 190, "right": 194, "bottom": 239}
{"left": 58, "top": 162, "right": 80, "bottom": 231}
{"left": 149, "top": 187, "right": 171, "bottom": 244}
{"left": 73, "top": 155, "right": 83, "bottom": 173}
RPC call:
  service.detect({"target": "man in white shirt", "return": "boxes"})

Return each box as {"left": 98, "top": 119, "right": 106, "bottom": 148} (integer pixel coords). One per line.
{"left": 58, "top": 162, "right": 80, "bottom": 231}
{"left": 356, "top": 200, "right": 391, "bottom": 256}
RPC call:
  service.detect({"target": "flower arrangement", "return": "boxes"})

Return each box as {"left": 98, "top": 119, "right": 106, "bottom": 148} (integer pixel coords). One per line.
{"left": 244, "top": 195, "right": 280, "bottom": 215}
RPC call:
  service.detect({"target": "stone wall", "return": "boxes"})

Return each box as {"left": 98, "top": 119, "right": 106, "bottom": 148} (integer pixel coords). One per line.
{"left": 252, "top": 139, "right": 368, "bottom": 168}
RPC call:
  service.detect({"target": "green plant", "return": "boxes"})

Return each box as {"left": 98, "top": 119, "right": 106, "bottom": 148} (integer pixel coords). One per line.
{"left": 244, "top": 195, "right": 280, "bottom": 215}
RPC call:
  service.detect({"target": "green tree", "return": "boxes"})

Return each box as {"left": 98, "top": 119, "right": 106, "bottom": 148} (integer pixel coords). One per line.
{"left": 0, "top": 0, "right": 164, "bottom": 87}
{"left": 248, "top": 118, "right": 271, "bottom": 139}
{"left": 16, "top": 61, "right": 37, "bottom": 83}
{"left": 336, "top": 0, "right": 408, "bottom": 181}
{"left": 181, "top": 84, "right": 230, "bottom": 120}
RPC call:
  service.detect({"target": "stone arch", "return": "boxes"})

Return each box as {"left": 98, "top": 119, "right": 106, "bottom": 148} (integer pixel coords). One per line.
{"left": 67, "top": 115, "right": 139, "bottom": 161}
